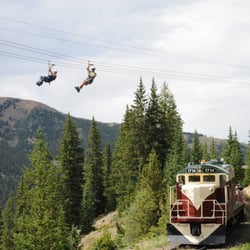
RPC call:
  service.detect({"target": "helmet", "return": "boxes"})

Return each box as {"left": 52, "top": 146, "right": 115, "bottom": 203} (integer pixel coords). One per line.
{"left": 90, "top": 66, "right": 95, "bottom": 71}
{"left": 53, "top": 69, "right": 58, "bottom": 73}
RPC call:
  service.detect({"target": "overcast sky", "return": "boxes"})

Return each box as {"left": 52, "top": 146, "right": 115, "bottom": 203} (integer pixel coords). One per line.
{"left": 1, "top": 0, "right": 250, "bottom": 143}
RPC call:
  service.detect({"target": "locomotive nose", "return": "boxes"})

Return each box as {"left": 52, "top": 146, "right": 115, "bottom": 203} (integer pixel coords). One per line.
{"left": 182, "top": 184, "right": 215, "bottom": 210}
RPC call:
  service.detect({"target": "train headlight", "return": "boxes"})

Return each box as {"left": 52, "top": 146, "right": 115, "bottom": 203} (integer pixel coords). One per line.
{"left": 209, "top": 187, "right": 214, "bottom": 192}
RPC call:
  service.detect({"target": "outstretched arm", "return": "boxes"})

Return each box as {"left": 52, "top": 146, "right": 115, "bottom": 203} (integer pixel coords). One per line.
{"left": 48, "top": 64, "right": 55, "bottom": 73}
{"left": 48, "top": 64, "right": 56, "bottom": 75}
{"left": 87, "top": 62, "right": 94, "bottom": 72}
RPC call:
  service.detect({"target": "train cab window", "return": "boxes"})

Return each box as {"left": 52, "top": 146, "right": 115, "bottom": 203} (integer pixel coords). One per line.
{"left": 178, "top": 175, "right": 185, "bottom": 184}
{"left": 203, "top": 175, "right": 215, "bottom": 182}
{"left": 188, "top": 175, "right": 200, "bottom": 182}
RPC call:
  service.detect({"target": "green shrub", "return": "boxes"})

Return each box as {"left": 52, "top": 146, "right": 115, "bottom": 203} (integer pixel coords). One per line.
{"left": 92, "top": 230, "right": 117, "bottom": 250}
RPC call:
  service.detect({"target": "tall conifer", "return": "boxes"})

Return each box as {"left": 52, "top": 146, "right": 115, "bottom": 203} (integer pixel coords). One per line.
{"left": 161, "top": 83, "right": 184, "bottom": 185}
{"left": 159, "top": 83, "right": 183, "bottom": 156}
{"left": 243, "top": 131, "right": 250, "bottom": 186}
{"left": 81, "top": 118, "right": 103, "bottom": 233}
{"left": 222, "top": 126, "right": 234, "bottom": 162}
{"left": 145, "top": 80, "right": 167, "bottom": 167}
{"left": 222, "top": 128, "right": 244, "bottom": 183}
{"left": 111, "top": 80, "right": 184, "bottom": 210}
{"left": 102, "top": 144, "right": 115, "bottom": 212}
{"left": 1, "top": 192, "right": 15, "bottom": 250}
{"left": 164, "top": 121, "right": 184, "bottom": 186}
{"left": 201, "top": 142, "right": 209, "bottom": 161}
{"left": 231, "top": 132, "right": 244, "bottom": 183}
{"left": 58, "top": 114, "right": 84, "bottom": 227}
{"left": 191, "top": 130, "right": 202, "bottom": 164}
{"left": 209, "top": 138, "right": 218, "bottom": 160}
{"left": 0, "top": 205, "right": 2, "bottom": 248}
{"left": 124, "top": 149, "right": 163, "bottom": 243}
{"left": 110, "top": 108, "right": 137, "bottom": 210}
{"left": 131, "top": 78, "right": 148, "bottom": 165}
{"left": 14, "top": 130, "right": 70, "bottom": 249}
{"left": 111, "top": 80, "right": 149, "bottom": 210}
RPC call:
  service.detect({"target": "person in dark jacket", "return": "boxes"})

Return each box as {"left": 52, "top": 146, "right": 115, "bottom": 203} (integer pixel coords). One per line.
{"left": 36, "top": 64, "right": 58, "bottom": 86}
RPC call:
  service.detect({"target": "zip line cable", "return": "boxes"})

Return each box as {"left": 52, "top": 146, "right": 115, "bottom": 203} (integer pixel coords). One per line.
{"left": 2, "top": 47, "right": 250, "bottom": 84}
{"left": 2, "top": 15, "right": 250, "bottom": 80}
{"left": 0, "top": 16, "right": 180, "bottom": 58}
{"left": 1, "top": 39, "right": 250, "bottom": 84}
{"left": 1, "top": 40, "right": 250, "bottom": 83}
{"left": 0, "top": 50, "right": 45, "bottom": 64}
{"left": 0, "top": 26, "right": 148, "bottom": 56}
{"left": 2, "top": 15, "right": 250, "bottom": 71}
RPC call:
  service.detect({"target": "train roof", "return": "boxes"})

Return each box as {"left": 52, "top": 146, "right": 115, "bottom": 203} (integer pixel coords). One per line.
{"left": 178, "top": 160, "right": 234, "bottom": 177}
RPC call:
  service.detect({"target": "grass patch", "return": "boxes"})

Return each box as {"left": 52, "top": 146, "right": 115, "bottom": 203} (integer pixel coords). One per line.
{"left": 230, "top": 243, "right": 250, "bottom": 250}
{"left": 121, "top": 234, "right": 168, "bottom": 250}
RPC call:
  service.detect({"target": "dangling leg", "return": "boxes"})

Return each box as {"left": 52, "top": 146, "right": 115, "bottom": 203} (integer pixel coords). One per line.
{"left": 79, "top": 80, "right": 87, "bottom": 89}
{"left": 75, "top": 80, "right": 87, "bottom": 93}
{"left": 36, "top": 76, "right": 44, "bottom": 86}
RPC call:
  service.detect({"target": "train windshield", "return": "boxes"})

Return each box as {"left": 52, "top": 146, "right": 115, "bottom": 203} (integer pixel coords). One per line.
{"left": 203, "top": 175, "right": 215, "bottom": 182}
{"left": 188, "top": 175, "right": 200, "bottom": 182}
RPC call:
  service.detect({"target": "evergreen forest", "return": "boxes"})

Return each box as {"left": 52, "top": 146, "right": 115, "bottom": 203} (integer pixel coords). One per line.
{"left": 0, "top": 80, "right": 249, "bottom": 249}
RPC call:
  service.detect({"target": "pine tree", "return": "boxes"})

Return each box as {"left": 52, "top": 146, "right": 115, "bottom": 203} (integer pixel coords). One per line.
{"left": 0, "top": 204, "right": 3, "bottom": 249}
{"left": 124, "top": 149, "right": 163, "bottom": 243}
{"left": 81, "top": 180, "right": 95, "bottom": 233}
{"left": 1, "top": 192, "right": 15, "bottom": 250}
{"left": 201, "top": 141, "right": 209, "bottom": 161}
{"left": 111, "top": 80, "right": 184, "bottom": 210}
{"left": 81, "top": 118, "right": 104, "bottom": 233}
{"left": 222, "top": 126, "right": 234, "bottom": 162}
{"left": 164, "top": 123, "right": 184, "bottom": 186}
{"left": 14, "top": 174, "right": 34, "bottom": 240}
{"left": 243, "top": 131, "right": 250, "bottom": 187}
{"left": 209, "top": 138, "right": 218, "bottom": 160}
{"left": 161, "top": 83, "right": 184, "bottom": 186}
{"left": 182, "top": 140, "right": 192, "bottom": 164}
{"left": 102, "top": 143, "right": 116, "bottom": 212}
{"left": 0, "top": 205, "right": 2, "bottom": 248}
{"left": 14, "top": 130, "right": 70, "bottom": 249}
{"left": 231, "top": 132, "right": 244, "bottom": 183}
{"left": 191, "top": 130, "right": 202, "bottom": 164}
{"left": 144, "top": 80, "right": 167, "bottom": 167}
{"left": 159, "top": 83, "right": 183, "bottom": 157}
{"left": 130, "top": 78, "right": 148, "bottom": 166}
{"left": 58, "top": 114, "right": 84, "bottom": 227}
{"left": 222, "top": 128, "right": 244, "bottom": 183}
{"left": 110, "top": 80, "right": 149, "bottom": 210}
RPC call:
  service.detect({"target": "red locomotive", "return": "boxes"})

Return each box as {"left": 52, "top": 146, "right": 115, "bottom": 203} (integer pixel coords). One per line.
{"left": 167, "top": 160, "right": 245, "bottom": 245}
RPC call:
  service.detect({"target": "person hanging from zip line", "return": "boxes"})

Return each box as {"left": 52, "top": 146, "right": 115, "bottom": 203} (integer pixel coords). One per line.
{"left": 36, "top": 63, "right": 58, "bottom": 86}
{"left": 75, "top": 62, "right": 97, "bottom": 93}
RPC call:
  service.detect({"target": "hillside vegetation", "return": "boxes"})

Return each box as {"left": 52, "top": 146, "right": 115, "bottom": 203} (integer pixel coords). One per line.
{"left": 0, "top": 97, "right": 119, "bottom": 204}
{"left": 1, "top": 96, "right": 246, "bottom": 206}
